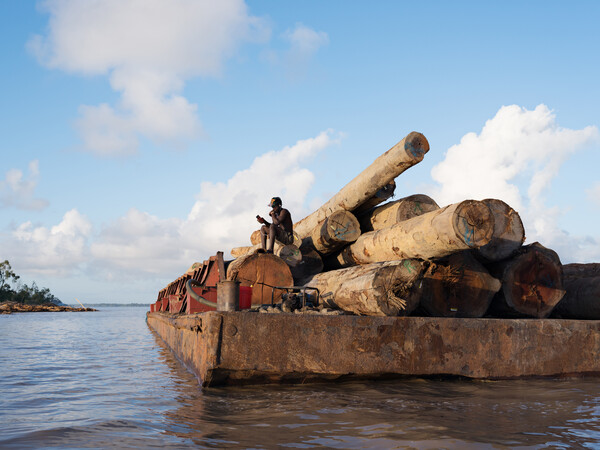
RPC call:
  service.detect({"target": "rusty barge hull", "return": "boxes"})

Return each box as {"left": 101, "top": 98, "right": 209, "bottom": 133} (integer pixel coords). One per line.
{"left": 146, "top": 311, "right": 600, "bottom": 387}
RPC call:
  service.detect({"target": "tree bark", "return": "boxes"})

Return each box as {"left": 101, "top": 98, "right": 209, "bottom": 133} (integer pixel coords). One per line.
{"left": 358, "top": 194, "right": 440, "bottom": 232}
{"left": 474, "top": 198, "right": 525, "bottom": 262}
{"left": 226, "top": 253, "right": 293, "bottom": 306}
{"left": 327, "top": 200, "right": 494, "bottom": 269}
{"left": 418, "top": 251, "right": 501, "bottom": 318}
{"left": 290, "top": 245, "right": 324, "bottom": 285}
{"left": 250, "top": 229, "right": 301, "bottom": 247}
{"left": 293, "top": 132, "right": 430, "bottom": 238}
{"left": 305, "top": 210, "right": 361, "bottom": 255}
{"left": 303, "top": 259, "right": 429, "bottom": 316}
{"left": 486, "top": 242, "right": 565, "bottom": 318}
{"left": 230, "top": 243, "right": 302, "bottom": 268}
{"left": 552, "top": 276, "right": 600, "bottom": 320}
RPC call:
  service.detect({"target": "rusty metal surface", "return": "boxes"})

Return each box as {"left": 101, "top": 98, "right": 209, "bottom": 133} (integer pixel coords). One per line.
{"left": 147, "top": 312, "right": 600, "bottom": 387}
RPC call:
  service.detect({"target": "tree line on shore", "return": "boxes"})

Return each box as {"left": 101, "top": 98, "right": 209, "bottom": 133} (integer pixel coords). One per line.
{"left": 0, "top": 260, "right": 62, "bottom": 305}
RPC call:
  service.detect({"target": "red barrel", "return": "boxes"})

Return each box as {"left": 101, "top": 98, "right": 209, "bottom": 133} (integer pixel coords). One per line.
{"left": 239, "top": 286, "right": 252, "bottom": 309}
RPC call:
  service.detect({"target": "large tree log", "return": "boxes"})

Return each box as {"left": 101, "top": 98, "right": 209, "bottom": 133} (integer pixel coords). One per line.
{"left": 226, "top": 253, "right": 293, "bottom": 306}
{"left": 250, "top": 229, "right": 302, "bottom": 247}
{"left": 293, "top": 132, "right": 430, "bottom": 238}
{"left": 351, "top": 181, "right": 396, "bottom": 217}
{"left": 327, "top": 200, "right": 494, "bottom": 269}
{"left": 230, "top": 243, "right": 302, "bottom": 268}
{"left": 418, "top": 251, "right": 501, "bottom": 318}
{"left": 303, "top": 259, "right": 429, "bottom": 316}
{"left": 290, "top": 244, "right": 324, "bottom": 284}
{"left": 552, "top": 276, "right": 600, "bottom": 320}
{"left": 562, "top": 263, "right": 600, "bottom": 280}
{"left": 474, "top": 198, "right": 525, "bottom": 262}
{"left": 486, "top": 242, "right": 565, "bottom": 318}
{"left": 359, "top": 194, "right": 440, "bottom": 232}
{"left": 305, "top": 210, "right": 361, "bottom": 255}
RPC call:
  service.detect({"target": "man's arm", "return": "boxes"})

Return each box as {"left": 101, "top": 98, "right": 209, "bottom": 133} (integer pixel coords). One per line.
{"left": 256, "top": 215, "right": 270, "bottom": 226}
{"left": 270, "top": 208, "right": 289, "bottom": 226}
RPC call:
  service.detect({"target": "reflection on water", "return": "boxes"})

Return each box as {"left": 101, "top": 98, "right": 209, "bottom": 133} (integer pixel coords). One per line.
{"left": 0, "top": 307, "right": 599, "bottom": 449}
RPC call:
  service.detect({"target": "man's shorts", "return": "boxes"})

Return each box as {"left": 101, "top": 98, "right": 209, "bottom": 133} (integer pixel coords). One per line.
{"left": 274, "top": 226, "right": 294, "bottom": 245}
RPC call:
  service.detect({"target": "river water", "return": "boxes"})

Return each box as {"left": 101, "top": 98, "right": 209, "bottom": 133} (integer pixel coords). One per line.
{"left": 1, "top": 306, "right": 599, "bottom": 449}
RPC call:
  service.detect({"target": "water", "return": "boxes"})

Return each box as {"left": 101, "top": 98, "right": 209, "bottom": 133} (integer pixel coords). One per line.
{"left": 1, "top": 307, "right": 600, "bottom": 449}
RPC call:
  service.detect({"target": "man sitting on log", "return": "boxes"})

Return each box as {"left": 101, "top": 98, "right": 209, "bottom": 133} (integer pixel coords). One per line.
{"left": 256, "top": 197, "right": 294, "bottom": 253}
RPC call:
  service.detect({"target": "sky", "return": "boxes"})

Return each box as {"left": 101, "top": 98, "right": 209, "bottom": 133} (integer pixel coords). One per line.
{"left": 1, "top": 0, "right": 599, "bottom": 304}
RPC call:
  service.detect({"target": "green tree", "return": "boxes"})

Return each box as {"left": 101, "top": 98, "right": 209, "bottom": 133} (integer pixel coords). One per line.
{"left": 0, "top": 260, "right": 61, "bottom": 305}
{"left": 0, "top": 260, "right": 20, "bottom": 302}
{"left": 0, "top": 260, "right": 20, "bottom": 291}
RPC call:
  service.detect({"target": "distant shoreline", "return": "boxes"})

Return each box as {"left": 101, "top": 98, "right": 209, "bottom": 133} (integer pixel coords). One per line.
{"left": 0, "top": 302, "right": 97, "bottom": 314}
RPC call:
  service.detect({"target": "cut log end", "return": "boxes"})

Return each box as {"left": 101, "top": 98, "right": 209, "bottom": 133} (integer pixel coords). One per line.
{"left": 453, "top": 200, "right": 494, "bottom": 248}
{"left": 420, "top": 251, "right": 501, "bottom": 318}
{"left": 404, "top": 131, "right": 430, "bottom": 160}
{"left": 505, "top": 247, "right": 564, "bottom": 318}
{"left": 489, "top": 242, "right": 565, "bottom": 318}
{"left": 476, "top": 198, "right": 525, "bottom": 262}
{"left": 226, "top": 253, "right": 293, "bottom": 306}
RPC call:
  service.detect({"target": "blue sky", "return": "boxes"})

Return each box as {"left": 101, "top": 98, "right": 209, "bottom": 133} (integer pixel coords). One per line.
{"left": 1, "top": 0, "right": 599, "bottom": 304}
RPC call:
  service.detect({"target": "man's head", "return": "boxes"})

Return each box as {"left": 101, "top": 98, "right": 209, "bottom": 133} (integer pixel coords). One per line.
{"left": 269, "top": 197, "right": 282, "bottom": 209}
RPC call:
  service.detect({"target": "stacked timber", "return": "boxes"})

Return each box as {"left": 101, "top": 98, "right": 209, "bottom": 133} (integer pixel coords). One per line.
{"left": 224, "top": 130, "right": 579, "bottom": 320}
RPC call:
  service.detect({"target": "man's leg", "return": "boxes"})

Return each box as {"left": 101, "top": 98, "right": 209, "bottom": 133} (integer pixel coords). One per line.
{"left": 268, "top": 224, "right": 276, "bottom": 253}
{"left": 260, "top": 225, "right": 269, "bottom": 251}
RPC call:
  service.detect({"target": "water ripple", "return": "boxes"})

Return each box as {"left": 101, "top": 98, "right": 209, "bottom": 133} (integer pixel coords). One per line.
{"left": 1, "top": 307, "right": 600, "bottom": 448}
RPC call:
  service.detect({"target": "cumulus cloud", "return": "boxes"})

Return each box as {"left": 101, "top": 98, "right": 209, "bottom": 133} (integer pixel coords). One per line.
{"left": 181, "top": 130, "right": 340, "bottom": 253}
{"left": 29, "top": 0, "right": 269, "bottom": 156}
{"left": 6, "top": 209, "right": 92, "bottom": 276}
{"left": 4, "top": 130, "right": 339, "bottom": 281}
{"left": 0, "top": 160, "right": 49, "bottom": 210}
{"left": 429, "top": 104, "right": 599, "bottom": 262}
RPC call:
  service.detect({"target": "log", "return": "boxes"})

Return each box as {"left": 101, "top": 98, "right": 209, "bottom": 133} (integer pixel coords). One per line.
{"left": 418, "top": 251, "right": 501, "bottom": 318}
{"left": 250, "top": 229, "right": 301, "bottom": 247}
{"left": 358, "top": 194, "right": 440, "bottom": 232}
{"left": 562, "top": 263, "right": 600, "bottom": 280}
{"left": 230, "top": 243, "right": 302, "bottom": 268}
{"left": 226, "top": 253, "right": 293, "bottom": 306}
{"left": 474, "top": 198, "right": 525, "bottom": 262}
{"left": 552, "top": 276, "right": 600, "bottom": 320}
{"left": 351, "top": 181, "right": 396, "bottom": 217}
{"left": 303, "top": 259, "right": 429, "bottom": 316}
{"left": 327, "top": 200, "right": 494, "bottom": 269}
{"left": 290, "top": 245, "right": 324, "bottom": 285}
{"left": 486, "top": 242, "right": 565, "bottom": 318}
{"left": 306, "top": 210, "right": 361, "bottom": 255}
{"left": 293, "top": 132, "right": 430, "bottom": 238}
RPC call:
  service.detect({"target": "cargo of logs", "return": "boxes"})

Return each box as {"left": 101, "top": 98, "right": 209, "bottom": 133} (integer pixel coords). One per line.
{"left": 221, "top": 130, "right": 595, "bottom": 320}
{"left": 151, "top": 131, "right": 594, "bottom": 320}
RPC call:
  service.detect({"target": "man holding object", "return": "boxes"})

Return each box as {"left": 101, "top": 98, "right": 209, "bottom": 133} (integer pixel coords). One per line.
{"left": 256, "top": 197, "right": 294, "bottom": 253}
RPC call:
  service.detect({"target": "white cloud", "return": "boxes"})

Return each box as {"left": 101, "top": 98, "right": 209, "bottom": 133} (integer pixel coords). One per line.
{"left": 588, "top": 182, "right": 600, "bottom": 209}
{"left": 0, "top": 160, "right": 49, "bottom": 210}
{"left": 262, "top": 23, "right": 328, "bottom": 77}
{"left": 5, "top": 209, "right": 92, "bottom": 276}
{"left": 284, "top": 23, "right": 329, "bottom": 59}
{"left": 29, "top": 0, "right": 269, "bottom": 156}
{"left": 3, "top": 131, "right": 340, "bottom": 281}
{"left": 429, "top": 104, "right": 599, "bottom": 262}
{"left": 181, "top": 129, "right": 341, "bottom": 254}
